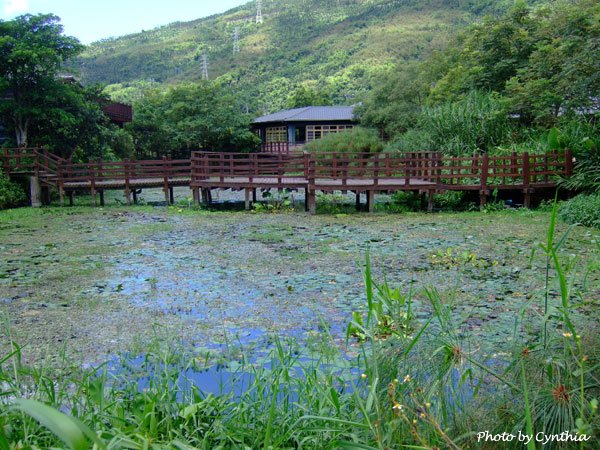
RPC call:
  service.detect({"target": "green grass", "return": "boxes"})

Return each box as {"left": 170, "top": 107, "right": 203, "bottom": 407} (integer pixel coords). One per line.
{"left": 0, "top": 203, "right": 598, "bottom": 448}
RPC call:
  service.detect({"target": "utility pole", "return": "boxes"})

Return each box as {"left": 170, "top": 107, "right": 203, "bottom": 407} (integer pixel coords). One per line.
{"left": 201, "top": 54, "right": 209, "bottom": 80}
{"left": 233, "top": 27, "right": 240, "bottom": 54}
{"left": 256, "top": 0, "right": 263, "bottom": 24}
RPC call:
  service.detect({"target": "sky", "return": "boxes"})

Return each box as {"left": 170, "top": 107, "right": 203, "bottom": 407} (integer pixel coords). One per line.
{"left": 1, "top": 0, "right": 250, "bottom": 44}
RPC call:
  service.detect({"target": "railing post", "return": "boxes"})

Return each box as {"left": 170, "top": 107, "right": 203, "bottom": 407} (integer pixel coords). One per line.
{"left": 97, "top": 158, "right": 105, "bottom": 207}
{"left": 385, "top": 152, "right": 391, "bottom": 177}
{"left": 58, "top": 159, "right": 65, "bottom": 207}
{"left": 219, "top": 153, "right": 225, "bottom": 183}
{"left": 90, "top": 160, "right": 97, "bottom": 206}
{"left": 480, "top": 153, "right": 489, "bottom": 208}
{"left": 404, "top": 153, "right": 410, "bottom": 187}
{"left": 565, "top": 149, "right": 573, "bottom": 177}
{"left": 523, "top": 152, "right": 531, "bottom": 208}
{"left": 373, "top": 152, "right": 379, "bottom": 187}
{"left": 435, "top": 152, "right": 442, "bottom": 187}
{"left": 277, "top": 153, "right": 283, "bottom": 184}
{"left": 2, "top": 148, "right": 9, "bottom": 174}
{"left": 307, "top": 155, "right": 316, "bottom": 214}
{"left": 124, "top": 158, "right": 131, "bottom": 204}
{"left": 162, "top": 156, "right": 169, "bottom": 205}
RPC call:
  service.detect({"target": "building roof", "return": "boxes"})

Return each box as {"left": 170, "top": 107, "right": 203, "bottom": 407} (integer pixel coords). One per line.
{"left": 253, "top": 106, "right": 355, "bottom": 124}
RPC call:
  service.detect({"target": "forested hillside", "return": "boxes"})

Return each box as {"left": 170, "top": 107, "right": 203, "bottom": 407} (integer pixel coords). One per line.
{"left": 74, "top": 0, "right": 514, "bottom": 113}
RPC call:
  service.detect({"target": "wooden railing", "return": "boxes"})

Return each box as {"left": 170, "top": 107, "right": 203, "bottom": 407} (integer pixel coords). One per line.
{"left": 1, "top": 147, "right": 66, "bottom": 186}
{"left": 191, "top": 152, "right": 309, "bottom": 185}
{"left": 191, "top": 150, "right": 572, "bottom": 189}
{"left": 3, "top": 147, "right": 573, "bottom": 209}
{"left": 1, "top": 147, "right": 39, "bottom": 174}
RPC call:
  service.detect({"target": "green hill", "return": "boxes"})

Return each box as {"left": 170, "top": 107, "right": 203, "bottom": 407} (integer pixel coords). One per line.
{"left": 74, "top": 0, "right": 513, "bottom": 113}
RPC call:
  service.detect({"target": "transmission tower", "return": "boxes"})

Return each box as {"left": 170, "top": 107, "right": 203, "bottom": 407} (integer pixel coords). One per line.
{"left": 233, "top": 27, "right": 240, "bottom": 54}
{"left": 201, "top": 54, "right": 209, "bottom": 80}
{"left": 256, "top": 0, "right": 263, "bottom": 24}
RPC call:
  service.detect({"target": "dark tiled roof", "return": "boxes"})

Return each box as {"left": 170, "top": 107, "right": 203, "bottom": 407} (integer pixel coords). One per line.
{"left": 253, "top": 106, "right": 355, "bottom": 123}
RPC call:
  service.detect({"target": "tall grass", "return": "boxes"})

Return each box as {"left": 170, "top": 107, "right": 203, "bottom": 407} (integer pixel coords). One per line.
{"left": 0, "top": 203, "right": 598, "bottom": 448}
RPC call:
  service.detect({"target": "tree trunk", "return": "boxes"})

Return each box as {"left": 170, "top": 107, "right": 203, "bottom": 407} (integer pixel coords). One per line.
{"left": 14, "top": 116, "right": 28, "bottom": 147}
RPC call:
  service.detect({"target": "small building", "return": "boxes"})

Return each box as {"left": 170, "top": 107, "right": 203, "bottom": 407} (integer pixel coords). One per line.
{"left": 101, "top": 102, "right": 133, "bottom": 127}
{"left": 252, "top": 105, "right": 356, "bottom": 152}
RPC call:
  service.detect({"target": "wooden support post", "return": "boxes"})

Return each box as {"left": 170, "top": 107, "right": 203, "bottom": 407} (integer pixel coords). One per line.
{"left": 133, "top": 189, "right": 138, "bottom": 205}
{"left": 244, "top": 188, "right": 251, "bottom": 210}
{"left": 99, "top": 190, "right": 105, "bottom": 207}
{"left": 304, "top": 188, "right": 309, "bottom": 212}
{"left": 420, "top": 191, "right": 427, "bottom": 211}
{"left": 479, "top": 190, "right": 487, "bottom": 208}
{"left": 68, "top": 191, "right": 74, "bottom": 207}
{"left": 169, "top": 186, "right": 174, "bottom": 205}
{"left": 367, "top": 190, "right": 375, "bottom": 213}
{"left": 125, "top": 189, "right": 132, "bottom": 205}
{"left": 307, "top": 190, "right": 316, "bottom": 215}
{"left": 59, "top": 186, "right": 65, "bottom": 207}
{"left": 30, "top": 176, "right": 42, "bottom": 207}
{"left": 41, "top": 186, "right": 51, "bottom": 206}
{"left": 524, "top": 191, "right": 531, "bottom": 208}
{"left": 252, "top": 188, "right": 257, "bottom": 203}
{"left": 355, "top": 191, "right": 361, "bottom": 211}
{"left": 201, "top": 188, "right": 208, "bottom": 205}
{"left": 192, "top": 187, "right": 200, "bottom": 205}
{"left": 427, "top": 190, "right": 434, "bottom": 212}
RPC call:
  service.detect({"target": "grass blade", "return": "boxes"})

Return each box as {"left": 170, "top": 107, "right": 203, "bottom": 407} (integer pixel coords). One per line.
{"left": 11, "top": 398, "right": 106, "bottom": 450}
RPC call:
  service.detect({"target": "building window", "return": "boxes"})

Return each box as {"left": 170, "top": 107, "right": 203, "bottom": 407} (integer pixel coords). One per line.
{"left": 306, "top": 125, "right": 353, "bottom": 141}
{"left": 266, "top": 126, "right": 287, "bottom": 143}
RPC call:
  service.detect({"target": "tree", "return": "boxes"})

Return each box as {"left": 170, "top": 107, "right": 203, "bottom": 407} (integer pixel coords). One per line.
{"left": 287, "top": 83, "right": 333, "bottom": 108}
{"left": 129, "top": 82, "right": 260, "bottom": 158}
{"left": 504, "top": 0, "right": 600, "bottom": 125}
{"left": 0, "top": 14, "right": 83, "bottom": 146}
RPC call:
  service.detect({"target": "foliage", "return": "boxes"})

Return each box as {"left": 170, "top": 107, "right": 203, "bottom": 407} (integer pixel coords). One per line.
{"left": 0, "top": 168, "right": 26, "bottom": 209}
{"left": 361, "top": 0, "right": 599, "bottom": 164}
{"left": 286, "top": 82, "right": 332, "bottom": 109}
{"left": 559, "top": 193, "right": 600, "bottom": 228}
{"left": 0, "top": 14, "right": 83, "bottom": 147}
{"left": 74, "top": 1, "right": 498, "bottom": 113}
{"left": 0, "top": 205, "right": 598, "bottom": 448}
{"left": 304, "top": 126, "right": 383, "bottom": 155}
{"left": 0, "top": 14, "right": 129, "bottom": 162}
{"left": 559, "top": 133, "right": 600, "bottom": 194}
{"left": 347, "top": 252, "right": 414, "bottom": 342}
{"left": 128, "top": 82, "right": 260, "bottom": 158}
{"left": 417, "top": 91, "right": 515, "bottom": 154}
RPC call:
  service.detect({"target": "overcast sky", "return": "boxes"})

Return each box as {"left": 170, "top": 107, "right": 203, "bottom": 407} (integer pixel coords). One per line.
{"left": 1, "top": 0, "right": 250, "bottom": 44}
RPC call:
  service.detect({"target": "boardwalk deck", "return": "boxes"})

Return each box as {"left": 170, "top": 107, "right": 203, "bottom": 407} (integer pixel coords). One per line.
{"left": 2, "top": 148, "right": 572, "bottom": 212}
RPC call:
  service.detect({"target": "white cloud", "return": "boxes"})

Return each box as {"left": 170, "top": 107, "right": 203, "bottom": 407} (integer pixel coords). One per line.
{"left": 3, "top": 0, "right": 30, "bottom": 16}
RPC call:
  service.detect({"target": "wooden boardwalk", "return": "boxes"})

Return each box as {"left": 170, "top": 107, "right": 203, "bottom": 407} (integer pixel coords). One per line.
{"left": 2, "top": 148, "right": 573, "bottom": 212}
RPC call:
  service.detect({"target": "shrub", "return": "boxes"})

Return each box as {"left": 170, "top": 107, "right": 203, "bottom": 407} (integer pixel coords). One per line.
{"left": 416, "top": 91, "right": 515, "bottom": 155}
{"left": 304, "top": 126, "right": 383, "bottom": 155}
{"left": 0, "top": 169, "right": 26, "bottom": 209}
{"left": 559, "top": 193, "right": 600, "bottom": 228}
